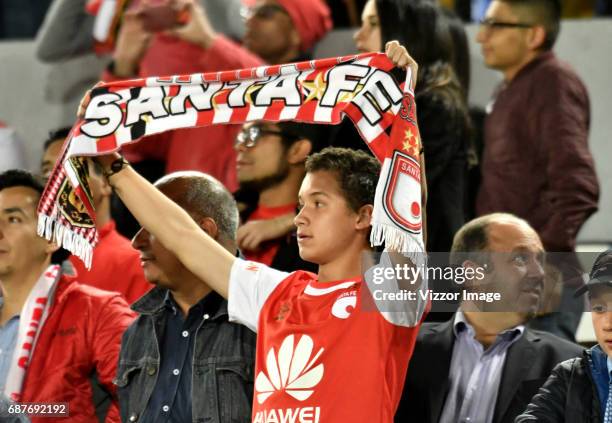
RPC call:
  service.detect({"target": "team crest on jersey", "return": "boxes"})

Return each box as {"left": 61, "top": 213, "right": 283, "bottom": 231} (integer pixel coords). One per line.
{"left": 255, "top": 334, "right": 324, "bottom": 404}
{"left": 274, "top": 302, "right": 291, "bottom": 321}
{"left": 331, "top": 291, "right": 357, "bottom": 319}
{"left": 382, "top": 151, "right": 422, "bottom": 233}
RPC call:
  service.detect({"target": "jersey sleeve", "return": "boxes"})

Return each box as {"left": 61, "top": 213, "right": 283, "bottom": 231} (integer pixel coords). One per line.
{"left": 227, "top": 259, "right": 290, "bottom": 332}
{"left": 364, "top": 251, "right": 428, "bottom": 327}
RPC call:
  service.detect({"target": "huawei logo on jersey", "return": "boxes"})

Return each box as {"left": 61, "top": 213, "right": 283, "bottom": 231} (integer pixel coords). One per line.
{"left": 255, "top": 334, "right": 324, "bottom": 404}
{"left": 331, "top": 291, "right": 357, "bottom": 319}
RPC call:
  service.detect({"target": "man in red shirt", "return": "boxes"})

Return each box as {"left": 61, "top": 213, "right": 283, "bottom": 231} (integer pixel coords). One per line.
{"left": 95, "top": 42, "right": 425, "bottom": 423}
{"left": 0, "top": 169, "right": 135, "bottom": 422}
{"left": 235, "top": 121, "right": 328, "bottom": 272}
{"left": 41, "top": 132, "right": 152, "bottom": 304}
{"left": 105, "top": 0, "right": 332, "bottom": 192}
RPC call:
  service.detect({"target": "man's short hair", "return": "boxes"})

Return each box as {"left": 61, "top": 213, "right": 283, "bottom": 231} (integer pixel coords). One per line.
{"left": 43, "top": 127, "right": 71, "bottom": 152}
{"left": 155, "top": 172, "right": 239, "bottom": 243}
{"left": 450, "top": 213, "right": 531, "bottom": 266}
{"left": 0, "top": 169, "right": 45, "bottom": 197}
{"left": 305, "top": 147, "right": 380, "bottom": 213}
{"left": 501, "top": 0, "right": 561, "bottom": 50}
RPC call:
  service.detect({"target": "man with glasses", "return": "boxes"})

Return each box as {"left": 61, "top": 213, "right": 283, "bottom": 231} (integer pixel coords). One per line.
{"left": 475, "top": 0, "right": 598, "bottom": 253}
{"left": 234, "top": 121, "right": 326, "bottom": 272}
{"left": 475, "top": 0, "right": 598, "bottom": 338}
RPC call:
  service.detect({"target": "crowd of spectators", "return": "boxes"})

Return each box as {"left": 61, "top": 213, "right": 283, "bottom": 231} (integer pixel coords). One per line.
{"left": 0, "top": 0, "right": 608, "bottom": 422}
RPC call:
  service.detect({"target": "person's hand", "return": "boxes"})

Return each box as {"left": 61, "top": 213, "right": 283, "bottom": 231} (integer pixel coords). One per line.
{"left": 165, "top": 0, "right": 216, "bottom": 49}
{"left": 77, "top": 90, "right": 91, "bottom": 119}
{"left": 112, "top": 8, "right": 152, "bottom": 77}
{"left": 95, "top": 152, "right": 123, "bottom": 169}
{"left": 385, "top": 40, "right": 418, "bottom": 91}
{"left": 237, "top": 214, "right": 295, "bottom": 251}
{"left": 76, "top": 80, "right": 105, "bottom": 118}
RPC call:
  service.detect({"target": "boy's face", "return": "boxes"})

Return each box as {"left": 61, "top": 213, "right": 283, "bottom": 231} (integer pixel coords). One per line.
{"left": 590, "top": 286, "right": 612, "bottom": 357}
{"left": 295, "top": 170, "right": 368, "bottom": 265}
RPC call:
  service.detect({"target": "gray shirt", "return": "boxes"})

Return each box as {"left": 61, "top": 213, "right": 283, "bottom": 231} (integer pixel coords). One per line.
{"left": 0, "top": 305, "right": 19, "bottom": 393}
{"left": 35, "top": 0, "right": 246, "bottom": 63}
{"left": 439, "top": 312, "right": 524, "bottom": 423}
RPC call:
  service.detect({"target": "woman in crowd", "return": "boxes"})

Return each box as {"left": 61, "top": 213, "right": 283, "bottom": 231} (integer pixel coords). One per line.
{"left": 354, "top": 0, "right": 470, "bottom": 254}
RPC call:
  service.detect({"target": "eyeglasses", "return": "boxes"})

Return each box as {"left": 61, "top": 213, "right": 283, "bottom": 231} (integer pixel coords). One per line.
{"left": 479, "top": 18, "right": 533, "bottom": 31}
{"left": 235, "top": 125, "right": 295, "bottom": 148}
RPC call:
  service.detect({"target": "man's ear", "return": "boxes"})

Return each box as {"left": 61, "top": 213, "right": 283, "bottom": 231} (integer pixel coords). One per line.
{"left": 287, "top": 139, "right": 312, "bottom": 165}
{"left": 528, "top": 25, "right": 547, "bottom": 51}
{"left": 199, "top": 216, "right": 219, "bottom": 240}
{"left": 355, "top": 204, "right": 373, "bottom": 230}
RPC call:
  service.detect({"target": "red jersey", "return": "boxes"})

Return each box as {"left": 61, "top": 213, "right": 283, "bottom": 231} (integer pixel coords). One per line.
{"left": 228, "top": 259, "right": 426, "bottom": 423}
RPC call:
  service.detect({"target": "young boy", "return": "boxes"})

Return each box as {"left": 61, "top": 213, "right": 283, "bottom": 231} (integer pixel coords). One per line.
{"left": 96, "top": 42, "right": 426, "bottom": 422}
{"left": 516, "top": 249, "right": 612, "bottom": 423}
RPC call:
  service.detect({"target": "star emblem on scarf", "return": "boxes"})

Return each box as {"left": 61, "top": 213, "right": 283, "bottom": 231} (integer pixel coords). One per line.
{"left": 300, "top": 73, "right": 326, "bottom": 103}
{"left": 245, "top": 83, "right": 263, "bottom": 105}
{"left": 402, "top": 128, "right": 420, "bottom": 157}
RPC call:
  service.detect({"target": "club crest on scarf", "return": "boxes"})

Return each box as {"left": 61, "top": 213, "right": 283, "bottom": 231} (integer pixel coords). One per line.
{"left": 383, "top": 92, "right": 422, "bottom": 233}
{"left": 383, "top": 151, "right": 422, "bottom": 234}
{"left": 38, "top": 53, "right": 425, "bottom": 267}
{"left": 58, "top": 158, "right": 94, "bottom": 228}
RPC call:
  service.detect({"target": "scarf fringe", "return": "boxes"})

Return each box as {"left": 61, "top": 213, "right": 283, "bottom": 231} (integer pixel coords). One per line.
{"left": 370, "top": 222, "right": 425, "bottom": 263}
{"left": 37, "top": 214, "right": 93, "bottom": 269}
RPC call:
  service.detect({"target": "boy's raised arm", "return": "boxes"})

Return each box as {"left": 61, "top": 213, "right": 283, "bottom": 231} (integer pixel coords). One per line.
{"left": 99, "top": 154, "right": 235, "bottom": 298}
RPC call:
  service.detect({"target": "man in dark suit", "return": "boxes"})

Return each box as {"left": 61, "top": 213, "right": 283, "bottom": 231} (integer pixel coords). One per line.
{"left": 395, "top": 213, "right": 583, "bottom": 423}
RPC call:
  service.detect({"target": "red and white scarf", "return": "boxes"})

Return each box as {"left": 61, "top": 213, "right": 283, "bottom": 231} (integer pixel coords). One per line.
{"left": 3, "top": 265, "right": 60, "bottom": 401}
{"left": 38, "top": 53, "right": 424, "bottom": 267}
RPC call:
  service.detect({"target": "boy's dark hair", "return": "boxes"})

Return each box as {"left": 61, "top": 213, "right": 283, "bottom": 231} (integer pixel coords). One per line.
{"left": 0, "top": 169, "right": 70, "bottom": 264}
{"left": 305, "top": 147, "right": 380, "bottom": 212}
{"left": 43, "top": 127, "right": 71, "bottom": 152}
{"left": 501, "top": 0, "right": 561, "bottom": 50}
{"left": 0, "top": 169, "right": 46, "bottom": 196}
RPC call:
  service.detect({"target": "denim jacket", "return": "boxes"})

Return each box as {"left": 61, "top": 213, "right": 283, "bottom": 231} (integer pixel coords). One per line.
{"left": 113, "top": 287, "right": 256, "bottom": 423}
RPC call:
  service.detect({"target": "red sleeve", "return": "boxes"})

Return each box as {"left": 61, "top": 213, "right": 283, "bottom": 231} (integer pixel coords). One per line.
{"left": 91, "top": 295, "right": 136, "bottom": 410}
{"left": 537, "top": 68, "right": 599, "bottom": 251}
{"left": 104, "top": 403, "right": 121, "bottom": 423}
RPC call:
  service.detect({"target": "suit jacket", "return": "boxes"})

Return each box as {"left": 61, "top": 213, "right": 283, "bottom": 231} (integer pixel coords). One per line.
{"left": 394, "top": 317, "right": 583, "bottom": 423}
